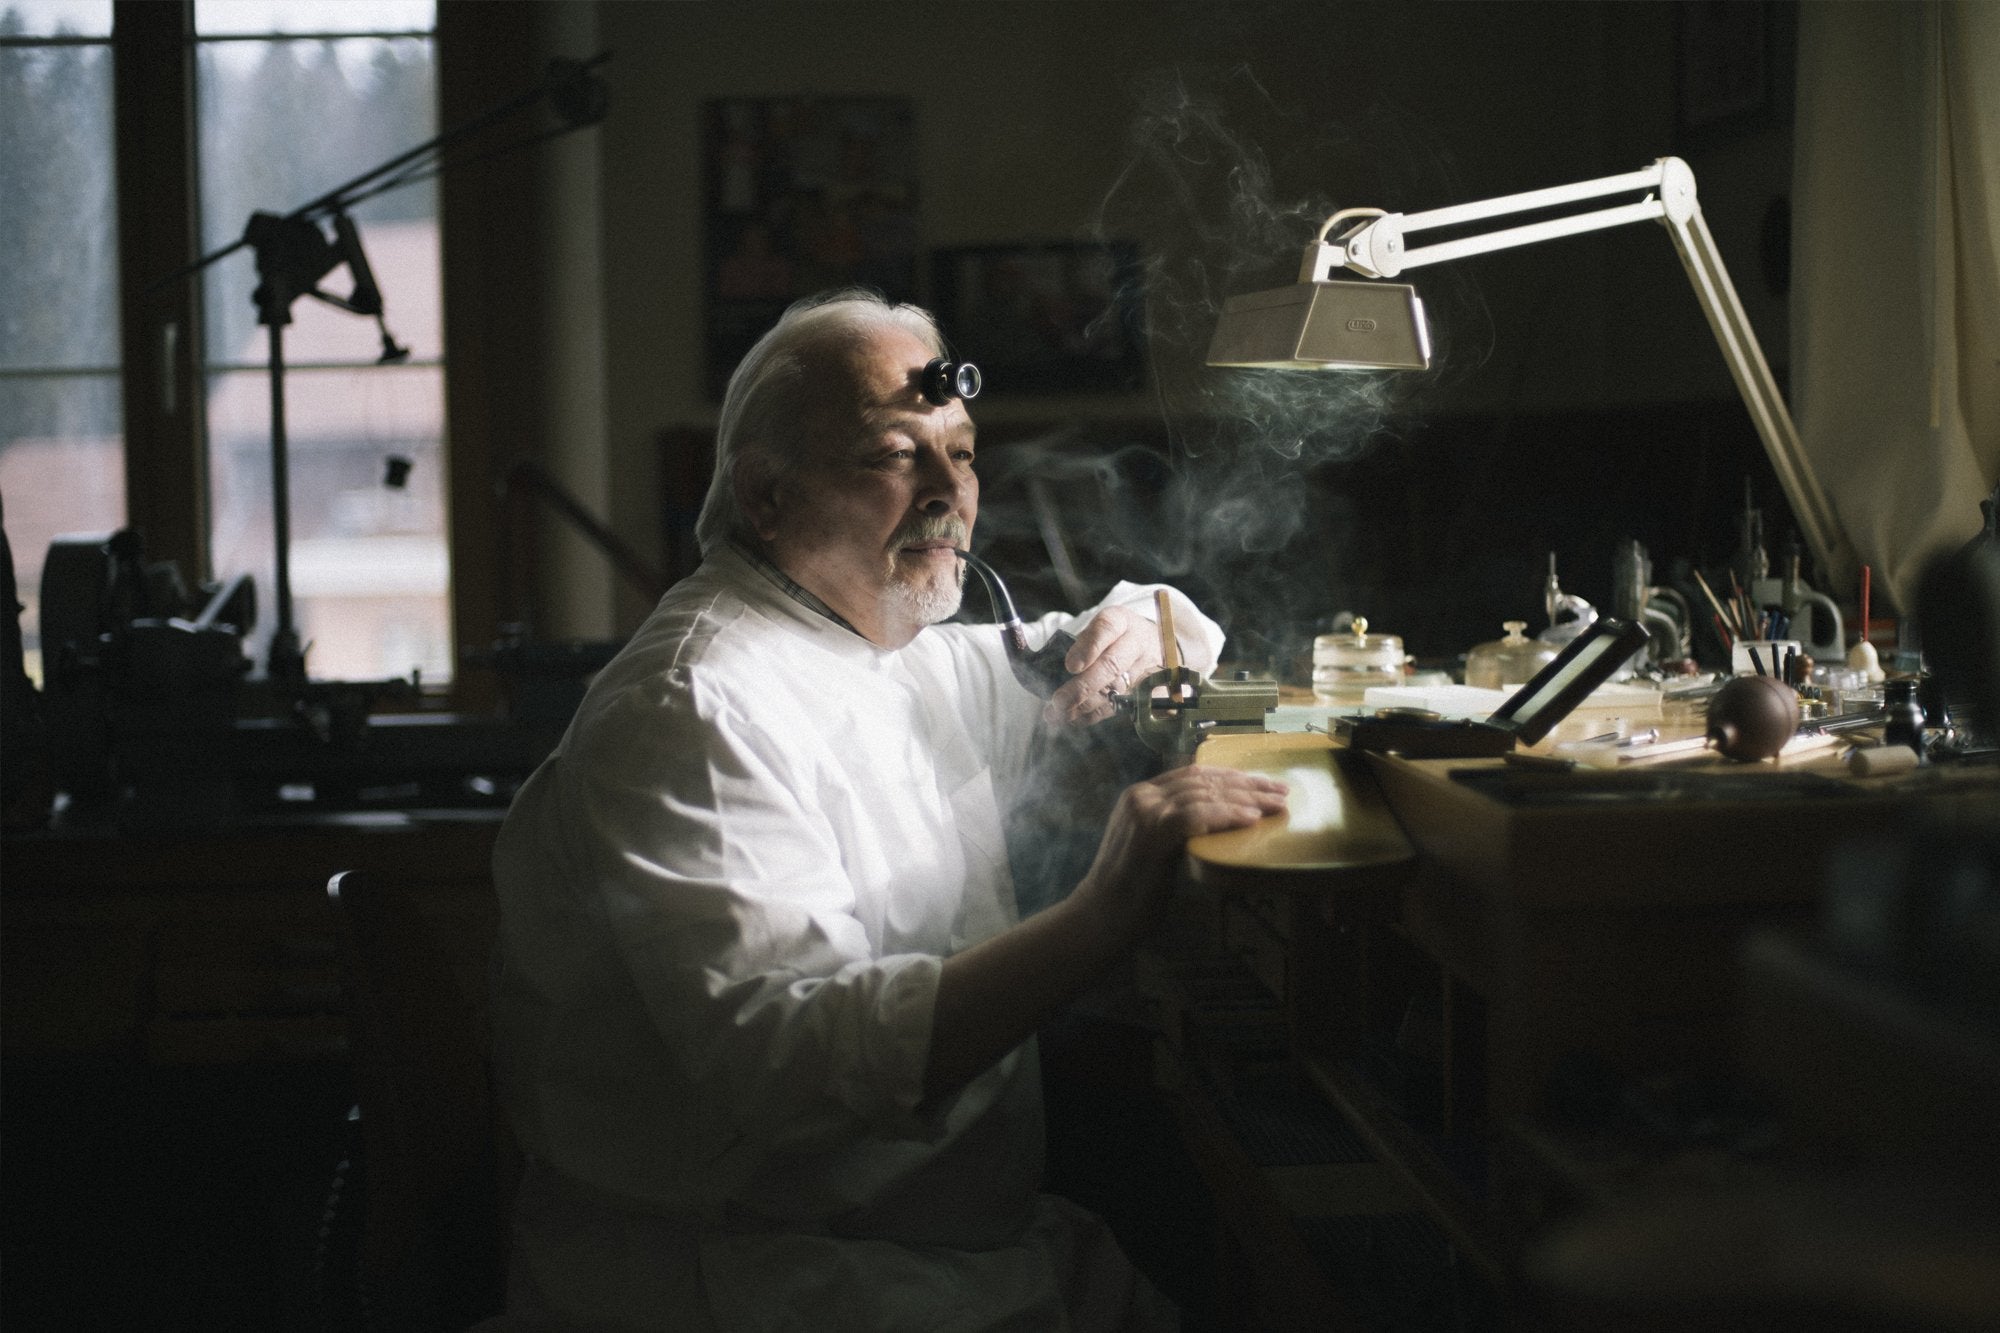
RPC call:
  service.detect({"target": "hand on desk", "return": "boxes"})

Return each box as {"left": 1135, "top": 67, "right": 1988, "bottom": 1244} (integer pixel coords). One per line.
{"left": 925, "top": 763, "right": 1284, "bottom": 1105}
{"left": 1075, "top": 764, "right": 1289, "bottom": 939}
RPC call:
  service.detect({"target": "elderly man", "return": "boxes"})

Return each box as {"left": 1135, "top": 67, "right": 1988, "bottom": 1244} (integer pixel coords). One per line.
{"left": 489, "top": 289, "right": 1286, "bottom": 1330}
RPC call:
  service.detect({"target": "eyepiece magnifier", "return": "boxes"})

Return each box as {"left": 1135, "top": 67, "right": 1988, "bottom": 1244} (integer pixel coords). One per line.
{"left": 921, "top": 357, "right": 982, "bottom": 406}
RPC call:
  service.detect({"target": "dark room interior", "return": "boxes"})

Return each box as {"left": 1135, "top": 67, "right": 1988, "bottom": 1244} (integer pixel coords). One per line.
{"left": 4, "top": 2, "right": 1997, "bottom": 1329}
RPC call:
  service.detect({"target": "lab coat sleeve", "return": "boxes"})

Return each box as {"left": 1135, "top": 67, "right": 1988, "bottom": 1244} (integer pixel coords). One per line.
{"left": 558, "top": 666, "right": 943, "bottom": 1158}
{"left": 1030, "top": 580, "right": 1225, "bottom": 676}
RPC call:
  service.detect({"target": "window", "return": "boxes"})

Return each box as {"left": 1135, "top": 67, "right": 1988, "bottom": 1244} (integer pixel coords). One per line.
{"left": 194, "top": 0, "right": 447, "bottom": 683}
{"left": 0, "top": 0, "right": 450, "bottom": 690}
{"left": 0, "top": 1, "right": 122, "bottom": 683}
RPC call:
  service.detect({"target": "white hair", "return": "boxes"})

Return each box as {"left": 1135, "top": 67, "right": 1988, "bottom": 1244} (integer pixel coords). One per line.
{"left": 694, "top": 289, "right": 946, "bottom": 558}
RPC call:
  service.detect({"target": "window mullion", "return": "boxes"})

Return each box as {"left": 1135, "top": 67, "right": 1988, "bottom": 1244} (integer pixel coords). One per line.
{"left": 112, "top": 0, "right": 207, "bottom": 583}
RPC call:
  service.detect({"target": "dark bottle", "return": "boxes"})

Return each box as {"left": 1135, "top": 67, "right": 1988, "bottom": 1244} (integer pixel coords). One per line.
{"left": 1881, "top": 677, "right": 1926, "bottom": 756}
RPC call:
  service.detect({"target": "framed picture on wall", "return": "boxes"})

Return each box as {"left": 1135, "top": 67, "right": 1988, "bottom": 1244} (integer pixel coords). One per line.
{"left": 700, "top": 97, "right": 919, "bottom": 399}
{"left": 1675, "top": 0, "right": 1773, "bottom": 149}
{"left": 929, "top": 242, "right": 1145, "bottom": 396}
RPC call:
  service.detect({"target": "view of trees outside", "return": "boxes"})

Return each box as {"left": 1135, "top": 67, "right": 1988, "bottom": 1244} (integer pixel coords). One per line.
{"left": 0, "top": 0, "right": 447, "bottom": 688}
{"left": 0, "top": 2, "right": 122, "bottom": 682}
{"left": 195, "top": 1, "right": 448, "bottom": 683}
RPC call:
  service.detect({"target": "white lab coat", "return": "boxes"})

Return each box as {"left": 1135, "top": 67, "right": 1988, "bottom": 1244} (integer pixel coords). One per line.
{"left": 489, "top": 544, "right": 1223, "bottom": 1331}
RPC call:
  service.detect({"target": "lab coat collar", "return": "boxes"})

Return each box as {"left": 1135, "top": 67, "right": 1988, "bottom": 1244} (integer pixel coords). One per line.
{"left": 729, "top": 537, "right": 866, "bottom": 639}
{"left": 710, "top": 543, "right": 909, "bottom": 670}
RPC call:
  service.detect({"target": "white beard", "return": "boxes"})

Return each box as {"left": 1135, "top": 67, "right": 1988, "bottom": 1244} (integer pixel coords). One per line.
{"left": 884, "top": 559, "right": 966, "bottom": 627}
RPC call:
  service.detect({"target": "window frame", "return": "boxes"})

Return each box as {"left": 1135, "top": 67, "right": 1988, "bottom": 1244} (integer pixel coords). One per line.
{"left": 101, "top": 0, "right": 499, "bottom": 706}
{"left": 113, "top": 0, "right": 207, "bottom": 603}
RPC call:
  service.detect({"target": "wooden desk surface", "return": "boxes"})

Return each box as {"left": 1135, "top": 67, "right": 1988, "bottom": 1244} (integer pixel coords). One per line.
{"left": 1368, "top": 750, "right": 2000, "bottom": 910}
{"left": 1185, "top": 732, "right": 1414, "bottom": 892}
{"left": 3, "top": 812, "right": 503, "bottom": 1062}
{"left": 1188, "top": 723, "right": 2000, "bottom": 911}
{"left": 1175, "top": 722, "right": 2000, "bottom": 1283}
{"left": 3, "top": 809, "right": 505, "bottom": 895}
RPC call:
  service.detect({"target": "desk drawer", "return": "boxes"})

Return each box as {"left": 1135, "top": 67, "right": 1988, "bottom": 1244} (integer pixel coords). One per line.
{"left": 153, "top": 920, "right": 343, "bottom": 1010}
{"left": 145, "top": 1013, "right": 349, "bottom": 1065}
{"left": 1223, "top": 896, "right": 1289, "bottom": 1001}
{"left": 1, "top": 923, "right": 151, "bottom": 1055}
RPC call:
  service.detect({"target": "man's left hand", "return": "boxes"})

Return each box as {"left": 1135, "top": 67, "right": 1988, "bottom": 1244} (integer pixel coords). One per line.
{"left": 1042, "top": 604, "right": 1164, "bottom": 727}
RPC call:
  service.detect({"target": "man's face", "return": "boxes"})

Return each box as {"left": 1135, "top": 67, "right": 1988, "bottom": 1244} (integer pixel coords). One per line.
{"left": 747, "top": 323, "right": 978, "bottom": 647}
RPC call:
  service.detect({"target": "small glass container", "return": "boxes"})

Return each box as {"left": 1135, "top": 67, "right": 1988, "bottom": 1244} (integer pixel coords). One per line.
{"left": 1812, "top": 664, "right": 1871, "bottom": 714}
{"left": 1312, "top": 617, "right": 1406, "bottom": 707}
{"left": 1464, "top": 620, "right": 1557, "bottom": 690}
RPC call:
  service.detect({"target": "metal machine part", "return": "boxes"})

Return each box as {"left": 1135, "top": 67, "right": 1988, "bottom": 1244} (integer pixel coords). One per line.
{"left": 1542, "top": 551, "right": 1598, "bottom": 646}
{"left": 1128, "top": 666, "right": 1278, "bottom": 758}
{"left": 38, "top": 530, "right": 256, "bottom": 818}
{"left": 953, "top": 549, "right": 1278, "bottom": 753}
{"left": 31, "top": 528, "right": 552, "bottom": 826}
{"left": 1612, "top": 538, "right": 1693, "bottom": 667}
{"left": 1124, "top": 587, "right": 1277, "bottom": 757}
{"left": 158, "top": 54, "right": 612, "bottom": 684}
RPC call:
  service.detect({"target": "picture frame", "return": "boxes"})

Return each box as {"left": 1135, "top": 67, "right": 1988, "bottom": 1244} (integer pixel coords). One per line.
{"left": 929, "top": 242, "right": 1145, "bottom": 396}
{"left": 700, "top": 96, "right": 919, "bottom": 399}
{"left": 1675, "top": 0, "right": 1773, "bottom": 149}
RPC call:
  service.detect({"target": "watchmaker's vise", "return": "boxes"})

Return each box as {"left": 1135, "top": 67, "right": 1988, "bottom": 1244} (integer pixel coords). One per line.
{"left": 1127, "top": 590, "right": 1277, "bottom": 759}
{"left": 955, "top": 552, "right": 1276, "bottom": 758}
{"left": 1129, "top": 662, "right": 1279, "bottom": 759}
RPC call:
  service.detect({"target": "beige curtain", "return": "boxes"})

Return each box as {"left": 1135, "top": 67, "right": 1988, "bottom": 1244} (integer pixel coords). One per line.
{"left": 1792, "top": 0, "right": 2000, "bottom": 615}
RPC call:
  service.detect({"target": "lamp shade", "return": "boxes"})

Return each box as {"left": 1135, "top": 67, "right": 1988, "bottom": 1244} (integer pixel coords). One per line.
{"left": 1205, "top": 280, "right": 1431, "bottom": 371}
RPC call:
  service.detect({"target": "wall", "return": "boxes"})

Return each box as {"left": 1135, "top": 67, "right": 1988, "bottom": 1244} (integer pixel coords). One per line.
{"left": 479, "top": 0, "right": 1797, "bottom": 645}
{"left": 530, "top": 0, "right": 612, "bottom": 642}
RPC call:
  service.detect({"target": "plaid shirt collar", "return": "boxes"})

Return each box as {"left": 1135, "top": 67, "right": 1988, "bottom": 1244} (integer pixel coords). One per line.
{"left": 732, "top": 537, "right": 864, "bottom": 638}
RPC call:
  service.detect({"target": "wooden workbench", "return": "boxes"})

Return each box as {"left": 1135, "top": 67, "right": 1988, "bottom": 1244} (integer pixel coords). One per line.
{"left": 2, "top": 810, "right": 501, "bottom": 1064}
{"left": 1169, "top": 729, "right": 2000, "bottom": 1315}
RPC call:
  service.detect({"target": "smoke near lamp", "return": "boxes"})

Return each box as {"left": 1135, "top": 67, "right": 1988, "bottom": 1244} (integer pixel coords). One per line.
{"left": 1204, "top": 156, "right": 1853, "bottom": 587}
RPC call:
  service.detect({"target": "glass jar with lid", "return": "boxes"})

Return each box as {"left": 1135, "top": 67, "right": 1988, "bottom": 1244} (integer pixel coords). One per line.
{"left": 1312, "top": 617, "right": 1406, "bottom": 707}
{"left": 1464, "top": 620, "right": 1558, "bottom": 690}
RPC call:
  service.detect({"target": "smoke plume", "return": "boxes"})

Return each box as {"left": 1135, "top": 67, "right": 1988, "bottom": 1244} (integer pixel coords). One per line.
{"left": 975, "top": 65, "right": 1473, "bottom": 675}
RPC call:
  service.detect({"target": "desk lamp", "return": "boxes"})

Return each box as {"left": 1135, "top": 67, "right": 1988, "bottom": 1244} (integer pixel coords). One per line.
{"left": 1206, "top": 157, "right": 1850, "bottom": 580}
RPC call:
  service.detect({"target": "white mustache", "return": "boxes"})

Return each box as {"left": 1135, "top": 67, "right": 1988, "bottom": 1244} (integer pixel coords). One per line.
{"left": 890, "top": 516, "right": 968, "bottom": 549}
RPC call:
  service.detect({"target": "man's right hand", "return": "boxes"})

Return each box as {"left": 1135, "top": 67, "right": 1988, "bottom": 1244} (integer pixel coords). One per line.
{"left": 925, "top": 763, "right": 1285, "bottom": 1106}
{"left": 1073, "top": 765, "right": 1289, "bottom": 943}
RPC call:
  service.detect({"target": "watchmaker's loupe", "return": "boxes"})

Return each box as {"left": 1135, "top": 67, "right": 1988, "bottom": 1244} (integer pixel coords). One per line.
{"left": 921, "top": 357, "right": 982, "bottom": 405}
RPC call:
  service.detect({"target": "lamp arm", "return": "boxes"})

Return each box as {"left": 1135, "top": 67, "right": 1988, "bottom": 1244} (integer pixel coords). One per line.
{"left": 1302, "top": 159, "right": 1678, "bottom": 281}
{"left": 148, "top": 53, "right": 612, "bottom": 296}
{"left": 1304, "top": 157, "right": 1852, "bottom": 582}
{"left": 1664, "top": 204, "right": 1848, "bottom": 581}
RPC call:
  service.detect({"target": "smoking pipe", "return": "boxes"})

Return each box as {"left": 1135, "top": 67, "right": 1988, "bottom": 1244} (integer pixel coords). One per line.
{"left": 953, "top": 549, "right": 1076, "bottom": 698}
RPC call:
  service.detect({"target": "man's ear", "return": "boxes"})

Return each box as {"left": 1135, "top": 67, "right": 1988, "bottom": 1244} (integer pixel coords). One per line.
{"left": 735, "top": 457, "right": 784, "bottom": 542}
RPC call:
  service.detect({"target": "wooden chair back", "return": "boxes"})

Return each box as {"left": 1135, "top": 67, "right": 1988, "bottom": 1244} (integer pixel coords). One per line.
{"left": 326, "top": 868, "right": 511, "bottom": 1330}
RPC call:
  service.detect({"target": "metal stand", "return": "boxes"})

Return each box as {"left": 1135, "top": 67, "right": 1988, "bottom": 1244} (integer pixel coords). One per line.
{"left": 159, "top": 54, "right": 612, "bottom": 687}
